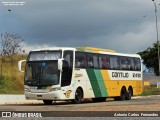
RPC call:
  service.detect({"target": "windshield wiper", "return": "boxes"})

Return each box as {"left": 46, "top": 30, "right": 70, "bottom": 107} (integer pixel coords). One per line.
{"left": 25, "top": 80, "right": 38, "bottom": 85}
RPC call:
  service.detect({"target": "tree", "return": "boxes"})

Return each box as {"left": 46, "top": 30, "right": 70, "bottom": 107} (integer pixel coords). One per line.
{"left": 0, "top": 32, "right": 24, "bottom": 56}
{"left": 138, "top": 42, "right": 159, "bottom": 76}
{"left": 0, "top": 32, "right": 24, "bottom": 76}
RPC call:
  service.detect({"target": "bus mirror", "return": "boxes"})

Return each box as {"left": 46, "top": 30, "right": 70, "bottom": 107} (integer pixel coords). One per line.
{"left": 58, "top": 59, "right": 63, "bottom": 71}
{"left": 18, "top": 60, "right": 26, "bottom": 72}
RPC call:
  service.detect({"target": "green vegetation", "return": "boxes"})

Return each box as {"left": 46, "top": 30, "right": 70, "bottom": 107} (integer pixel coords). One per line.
{"left": 141, "top": 86, "right": 160, "bottom": 96}
{"left": 138, "top": 42, "right": 159, "bottom": 76}
{"left": 0, "top": 55, "right": 27, "bottom": 94}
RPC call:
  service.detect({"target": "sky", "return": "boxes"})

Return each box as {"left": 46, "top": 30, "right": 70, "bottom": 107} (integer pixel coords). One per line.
{"left": 0, "top": 0, "right": 160, "bottom": 54}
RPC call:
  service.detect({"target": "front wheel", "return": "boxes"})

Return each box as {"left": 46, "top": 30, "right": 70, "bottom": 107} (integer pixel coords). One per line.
{"left": 72, "top": 88, "right": 83, "bottom": 104}
{"left": 43, "top": 100, "right": 53, "bottom": 105}
{"left": 126, "top": 88, "right": 132, "bottom": 100}
{"left": 120, "top": 87, "right": 126, "bottom": 101}
{"left": 114, "top": 87, "right": 126, "bottom": 101}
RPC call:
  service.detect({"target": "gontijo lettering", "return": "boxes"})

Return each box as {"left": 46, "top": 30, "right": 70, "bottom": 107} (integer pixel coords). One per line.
{"left": 112, "top": 72, "right": 129, "bottom": 78}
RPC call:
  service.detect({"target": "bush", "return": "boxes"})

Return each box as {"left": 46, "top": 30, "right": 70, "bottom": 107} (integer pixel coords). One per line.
{"left": 0, "top": 55, "right": 27, "bottom": 94}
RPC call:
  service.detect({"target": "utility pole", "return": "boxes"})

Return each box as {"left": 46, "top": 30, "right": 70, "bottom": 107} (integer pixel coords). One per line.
{"left": 152, "top": 0, "right": 160, "bottom": 76}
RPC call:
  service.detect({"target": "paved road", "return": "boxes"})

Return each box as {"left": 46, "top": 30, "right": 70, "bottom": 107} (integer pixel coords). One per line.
{"left": 0, "top": 96, "right": 160, "bottom": 118}
{"left": 0, "top": 95, "right": 160, "bottom": 111}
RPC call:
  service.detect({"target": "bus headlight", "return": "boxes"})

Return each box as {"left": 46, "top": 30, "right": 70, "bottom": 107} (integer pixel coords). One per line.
{"left": 50, "top": 87, "right": 61, "bottom": 92}
{"left": 25, "top": 88, "right": 31, "bottom": 92}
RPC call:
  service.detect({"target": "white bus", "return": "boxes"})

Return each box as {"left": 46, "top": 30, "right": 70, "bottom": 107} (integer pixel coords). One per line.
{"left": 18, "top": 47, "right": 143, "bottom": 105}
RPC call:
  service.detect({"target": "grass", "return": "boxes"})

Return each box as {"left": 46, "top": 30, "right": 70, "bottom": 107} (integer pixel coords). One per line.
{"left": 141, "top": 86, "right": 160, "bottom": 96}
{"left": 0, "top": 55, "right": 27, "bottom": 94}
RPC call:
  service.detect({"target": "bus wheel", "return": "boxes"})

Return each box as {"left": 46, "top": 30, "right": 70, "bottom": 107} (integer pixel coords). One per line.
{"left": 43, "top": 100, "right": 53, "bottom": 105}
{"left": 120, "top": 87, "right": 126, "bottom": 101}
{"left": 72, "top": 88, "right": 83, "bottom": 104}
{"left": 126, "top": 87, "right": 132, "bottom": 100}
{"left": 92, "top": 97, "right": 106, "bottom": 102}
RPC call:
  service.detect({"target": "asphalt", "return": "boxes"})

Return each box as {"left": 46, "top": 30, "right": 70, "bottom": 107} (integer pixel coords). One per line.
{"left": 0, "top": 94, "right": 158, "bottom": 105}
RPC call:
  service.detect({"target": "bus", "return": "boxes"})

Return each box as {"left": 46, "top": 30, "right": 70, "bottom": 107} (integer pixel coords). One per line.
{"left": 18, "top": 47, "right": 143, "bottom": 105}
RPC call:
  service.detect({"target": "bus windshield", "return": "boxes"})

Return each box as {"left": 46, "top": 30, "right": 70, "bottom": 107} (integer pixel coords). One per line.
{"left": 25, "top": 61, "right": 60, "bottom": 86}
{"left": 28, "top": 51, "right": 61, "bottom": 61}
{"left": 25, "top": 51, "right": 61, "bottom": 86}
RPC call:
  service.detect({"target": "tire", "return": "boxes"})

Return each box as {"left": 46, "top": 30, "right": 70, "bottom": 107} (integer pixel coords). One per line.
{"left": 43, "top": 100, "right": 53, "bottom": 105}
{"left": 114, "top": 87, "right": 126, "bottom": 101}
{"left": 120, "top": 87, "right": 126, "bottom": 101}
{"left": 126, "top": 87, "right": 132, "bottom": 100}
{"left": 72, "top": 88, "right": 83, "bottom": 104}
{"left": 92, "top": 97, "right": 106, "bottom": 102}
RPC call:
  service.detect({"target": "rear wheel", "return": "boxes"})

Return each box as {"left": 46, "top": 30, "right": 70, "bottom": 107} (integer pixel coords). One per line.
{"left": 72, "top": 88, "right": 83, "bottom": 104}
{"left": 126, "top": 87, "right": 132, "bottom": 100}
{"left": 114, "top": 87, "right": 126, "bottom": 101}
{"left": 43, "top": 100, "right": 53, "bottom": 105}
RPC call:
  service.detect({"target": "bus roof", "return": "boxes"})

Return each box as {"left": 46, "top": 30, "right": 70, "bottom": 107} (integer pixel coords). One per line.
{"left": 30, "top": 47, "right": 141, "bottom": 58}
{"left": 31, "top": 47, "right": 76, "bottom": 52}
{"left": 76, "top": 47, "right": 116, "bottom": 53}
{"left": 76, "top": 47, "right": 140, "bottom": 58}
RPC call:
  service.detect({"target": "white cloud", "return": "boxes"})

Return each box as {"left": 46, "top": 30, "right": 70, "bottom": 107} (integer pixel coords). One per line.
{"left": 23, "top": 43, "right": 57, "bottom": 53}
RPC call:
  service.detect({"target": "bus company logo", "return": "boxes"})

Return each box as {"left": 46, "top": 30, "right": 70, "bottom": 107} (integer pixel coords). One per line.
{"left": 65, "top": 90, "right": 72, "bottom": 98}
{"left": 2, "top": 112, "right": 11, "bottom": 117}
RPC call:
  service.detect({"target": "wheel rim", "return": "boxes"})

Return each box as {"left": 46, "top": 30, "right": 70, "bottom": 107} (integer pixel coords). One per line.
{"left": 75, "top": 89, "right": 82, "bottom": 102}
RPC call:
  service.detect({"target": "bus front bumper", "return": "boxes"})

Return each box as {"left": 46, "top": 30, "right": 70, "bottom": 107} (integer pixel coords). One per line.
{"left": 24, "top": 91, "right": 69, "bottom": 101}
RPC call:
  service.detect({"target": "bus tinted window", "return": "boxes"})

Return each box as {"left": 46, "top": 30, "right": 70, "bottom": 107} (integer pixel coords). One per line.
{"left": 75, "top": 52, "right": 86, "bottom": 68}
{"left": 134, "top": 58, "right": 141, "bottom": 71}
{"left": 120, "top": 57, "right": 128, "bottom": 70}
{"left": 87, "top": 54, "right": 98, "bottom": 68}
{"left": 110, "top": 56, "right": 120, "bottom": 69}
{"left": 127, "top": 57, "right": 135, "bottom": 70}
{"left": 99, "top": 55, "right": 110, "bottom": 69}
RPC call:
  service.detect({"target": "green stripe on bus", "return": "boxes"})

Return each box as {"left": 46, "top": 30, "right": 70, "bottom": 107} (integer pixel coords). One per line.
{"left": 94, "top": 70, "right": 108, "bottom": 97}
{"left": 86, "top": 69, "right": 102, "bottom": 97}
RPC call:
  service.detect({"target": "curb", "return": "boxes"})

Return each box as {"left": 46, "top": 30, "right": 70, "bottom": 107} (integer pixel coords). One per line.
{"left": 0, "top": 100, "right": 43, "bottom": 105}
{"left": 132, "top": 95, "right": 160, "bottom": 99}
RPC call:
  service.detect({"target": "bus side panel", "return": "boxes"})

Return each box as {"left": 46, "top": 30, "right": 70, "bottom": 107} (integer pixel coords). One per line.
{"left": 73, "top": 69, "right": 142, "bottom": 99}
{"left": 101, "top": 70, "right": 143, "bottom": 97}
{"left": 73, "top": 69, "right": 95, "bottom": 98}
{"left": 86, "top": 69, "right": 108, "bottom": 98}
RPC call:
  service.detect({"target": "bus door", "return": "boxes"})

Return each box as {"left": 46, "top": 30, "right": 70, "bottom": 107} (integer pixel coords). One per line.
{"left": 61, "top": 51, "right": 73, "bottom": 87}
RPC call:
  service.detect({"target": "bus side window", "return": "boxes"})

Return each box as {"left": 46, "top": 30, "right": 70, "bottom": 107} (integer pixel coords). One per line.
{"left": 75, "top": 52, "right": 86, "bottom": 68}
{"left": 75, "top": 59, "right": 80, "bottom": 67}
{"left": 80, "top": 59, "right": 85, "bottom": 68}
{"left": 134, "top": 58, "right": 141, "bottom": 71}
{"left": 102, "top": 56, "right": 107, "bottom": 69}
{"left": 127, "top": 58, "right": 134, "bottom": 70}
{"left": 99, "top": 55, "right": 109, "bottom": 69}
{"left": 120, "top": 57, "right": 126, "bottom": 70}
{"left": 88, "top": 58, "right": 93, "bottom": 68}
{"left": 87, "top": 54, "right": 93, "bottom": 68}
{"left": 110, "top": 56, "right": 119, "bottom": 70}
